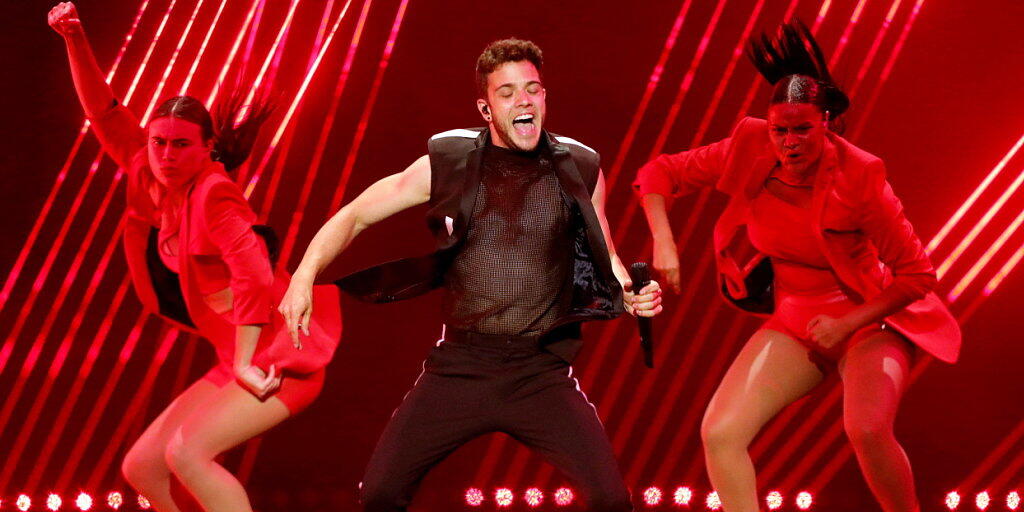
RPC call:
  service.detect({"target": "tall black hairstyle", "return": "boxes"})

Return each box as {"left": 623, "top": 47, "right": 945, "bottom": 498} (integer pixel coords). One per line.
{"left": 746, "top": 19, "right": 849, "bottom": 132}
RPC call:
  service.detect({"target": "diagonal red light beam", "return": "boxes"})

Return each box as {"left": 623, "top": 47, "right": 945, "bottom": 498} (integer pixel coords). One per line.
{"left": 276, "top": 0, "right": 375, "bottom": 269}
{"left": 324, "top": 0, "right": 412, "bottom": 213}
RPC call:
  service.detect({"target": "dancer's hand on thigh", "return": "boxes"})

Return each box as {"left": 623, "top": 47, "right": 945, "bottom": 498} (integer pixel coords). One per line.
{"left": 234, "top": 364, "right": 281, "bottom": 399}
{"left": 806, "top": 314, "right": 855, "bottom": 348}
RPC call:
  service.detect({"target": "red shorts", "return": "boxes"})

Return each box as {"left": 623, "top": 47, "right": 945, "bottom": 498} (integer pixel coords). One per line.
{"left": 203, "top": 363, "right": 325, "bottom": 414}
{"left": 761, "top": 287, "right": 885, "bottom": 371}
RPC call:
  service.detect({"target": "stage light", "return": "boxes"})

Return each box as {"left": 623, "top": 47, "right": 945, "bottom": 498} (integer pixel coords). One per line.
{"left": 106, "top": 492, "right": 123, "bottom": 510}
{"left": 137, "top": 495, "right": 151, "bottom": 510}
{"left": 643, "top": 487, "right": 663, "bottom": 506}
{"left": 796, "top": 491, "right": 813, "bottom": 510}
{"left": 947, "top": 491, "right": 962, "bottom": 510}
{"left": 464, "top": 487, "right": 484, "bottom": 507}
{"left": 524, "top": 487, "right": 544, "bottom": 507}
{"left": 554, "top": 488, "right": 575, "bottom": 506}
{"left": 76, "top": 493, "right": 92, "bottom": 511}
{"left": 17, "top": 494, "right": 31, "bottom": 511}
{"left": 766, "top": 491, "right": 783, "bottom": 510}
{"left": 976, "top": 491, "right": 990, "bottom": 510}
{"left": 706, "top": 491, "right": 721, "bottom": 510}
{"left": 673, "top": 486, "right": 693, "bottom": 506}
{"left": 1008, "top": 491, "right": 1020, "bottom": 510}
{"left": 495, "top": 488, "right": 513, "bottom": 507}
{"left": 47, "top": 493, "right": 62, "bottom": 510}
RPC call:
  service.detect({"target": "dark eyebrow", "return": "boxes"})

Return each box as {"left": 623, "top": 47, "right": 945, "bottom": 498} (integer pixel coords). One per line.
{"left": 496, "top": 80, "right": 542, "bottom": 90}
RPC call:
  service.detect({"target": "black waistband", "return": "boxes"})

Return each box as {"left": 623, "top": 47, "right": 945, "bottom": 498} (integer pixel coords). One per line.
{"left": 443, "top": 323, "right": 581, "bottom": 348}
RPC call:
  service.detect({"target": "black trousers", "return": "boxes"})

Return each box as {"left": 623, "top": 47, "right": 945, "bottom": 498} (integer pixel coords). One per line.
{"left": 359, "top": 331, "right": 632, "bottom": 512}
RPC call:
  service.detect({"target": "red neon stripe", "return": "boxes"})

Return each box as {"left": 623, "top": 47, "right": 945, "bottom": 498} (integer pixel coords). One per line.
{"left": 611, "top": 251, "right": 717, "bottom": 453}
{"left": 253, "top": 0, "right": 348, "bottom": 221}
{"left": 307, "top": 0, "right": 339, "bottom": 70}
{"left": 233, "top": 0, "right": 305, "bottom": 187}
{"left": 0, "top": 184, "right": 126, "bottom": 490}
{"left": 25, "top": 279, "right": 132, "bottom": 493}
{"left": 177, "top": 0, "right": 230, "bottom": 94}
{"left": 243, "top": 0, "right": 361, "bottom": 199}
{"left": 847, "top": 0, "right": 904, "bottom": 100}
{"left": 601, "top": 0, "right": 695, "bottom": 192}
{"left": 961, "top": 422, "right": 1024, "bottom": 491}
{"left": 812, "top": 0, "right": 833, "bottom": 33}
{"left": 123, "top": 0, "right": 184, "bottom": 106}
{"left": 778, "top": 358, "right": 930, "bottom": 491}
{"left": 54, "top": 313, "right": 155, "bottom": 490}
{"left": 0, "top": 0, "right": 151, "bottom": 307}
{"left": 623, "top": 300, "right": 728, "bottom": 484}
{"left": 982, "top": 237, "right": 1024, "bottom": 295}
{"left": 757, "top": 386, "right": 842, "bottom": 482}
{"left": 848, "top": 0, "right": 926, "bottom": 140}
{"left": 139, "top": 0, "right": 209, "bottom": 123}
{"left": 926, "top": 133, "right": 1024, "bottom": 255}
{"left": 647, "top": 0, "right": 731, "bottom": 162}
{"left": 985, "top": 434, "right": 1024, "bottom": 491}
{"left": 936, "top": 165, "right": 1024, "bottom": 280}
{"left": 689, "top": 0, "right": 767, "bottom": 146}
{"left": 667, "top": 319, "right": 752, "bottom": 484}
{"left": 277, "top": 0, "right": 375, "bottom": 269}
{"left": 325, "top": 0, "right": 413, "bottom": 212}
{"left": 205, "top": 0, "right": 266, "bottom": 105}
{"left": 0, "top": 162, "right": 113, "bottom": 376}
{"left": 826, "top": 0, "right": 871, "bottom": 69}
{"left": 948, "top": 205, "right": 1024, "bottom": 302}
{"left": 239, "top": 0, "right": 302, "bottom": 118}
{"left": 0, "top": 0, "right": 188, "bottom": 374}
{"left": 85, "top": 328, "right": 182, "bottom": 491}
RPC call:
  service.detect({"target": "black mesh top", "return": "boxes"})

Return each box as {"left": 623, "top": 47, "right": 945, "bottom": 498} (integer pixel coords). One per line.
{"left": 441, "top": 142, "right": 574, "bottom": 335}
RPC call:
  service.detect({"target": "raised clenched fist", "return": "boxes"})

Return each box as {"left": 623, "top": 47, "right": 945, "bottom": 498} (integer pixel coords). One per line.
{"left": 47, "top": 2, "right": 82, "bottom": 38}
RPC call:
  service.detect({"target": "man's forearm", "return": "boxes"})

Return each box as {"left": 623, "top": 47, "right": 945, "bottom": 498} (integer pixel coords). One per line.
{"left": 292, "top": 206, "right": 363, "bottom": 284}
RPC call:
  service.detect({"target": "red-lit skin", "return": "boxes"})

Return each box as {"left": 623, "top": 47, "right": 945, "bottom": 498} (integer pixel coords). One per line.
{"left": 476, "top": 60, "right": 546, "bottom": 152}
{"left": 766, "top": 103, "right": 828, "bottom": 176}
{"left": 146, "top": 117, "right": 213, "bottom": 189}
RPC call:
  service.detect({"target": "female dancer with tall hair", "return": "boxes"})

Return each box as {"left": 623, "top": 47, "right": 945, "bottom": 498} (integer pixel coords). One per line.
{"left": 49, "top": 3, "right": 341, "bottom": 511}
{"left": 634, "top": 20, "right": 960, "bottom": 512}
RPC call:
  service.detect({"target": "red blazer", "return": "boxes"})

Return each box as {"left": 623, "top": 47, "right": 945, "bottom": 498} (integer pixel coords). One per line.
{"left": 634, "top": 117, "right": 960, "bottom": 363}
{"left": 91, "top": 104, "right": 341, "bottom": 374}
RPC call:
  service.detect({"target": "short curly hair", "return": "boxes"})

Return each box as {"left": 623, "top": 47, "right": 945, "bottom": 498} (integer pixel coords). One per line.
{"left": 475, "top": 38, "right": 543, "bottom": 97}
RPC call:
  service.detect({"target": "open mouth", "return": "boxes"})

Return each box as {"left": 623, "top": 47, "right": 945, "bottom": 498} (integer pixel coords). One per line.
{"left": 512, "top": 113, "right": 536, "bottom": 136}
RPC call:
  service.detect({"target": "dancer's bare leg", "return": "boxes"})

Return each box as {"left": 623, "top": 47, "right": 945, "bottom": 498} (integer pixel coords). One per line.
{"left": 122, "top": 378, "right": 219, "bottom": 512}
{"left": 165, "top": 381, "right": 290, "bottom": 512}
{"left": 839, "top": 331, "right": 919, "bottom": 512}
{"left": 701, "top": 329, "right": 824, "bottom": 512}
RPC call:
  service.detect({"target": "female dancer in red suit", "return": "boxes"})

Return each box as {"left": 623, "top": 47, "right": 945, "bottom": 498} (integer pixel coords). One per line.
{"left": 635, "top": 21, "right": 960, "bottom": 512}
{"left": 49, "top": 3, "right": 341, "bottom": 511}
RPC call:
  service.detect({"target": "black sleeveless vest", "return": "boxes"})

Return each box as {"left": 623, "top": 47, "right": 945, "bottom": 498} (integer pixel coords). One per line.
{"left": 336, "top": 128, "right": 623, "bottom": 360}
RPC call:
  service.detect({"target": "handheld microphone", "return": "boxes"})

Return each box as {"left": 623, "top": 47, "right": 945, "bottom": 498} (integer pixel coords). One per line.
{"left": 628, "top": 262, "right": 655, "bottom": 368}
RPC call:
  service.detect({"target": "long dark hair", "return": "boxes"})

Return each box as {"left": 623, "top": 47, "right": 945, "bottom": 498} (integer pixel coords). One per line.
{"left": 746, "top": 19, "right": 849, "bottom": 132}
{"left": 151, "top": 92, "right": 274, "bottom": 172}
